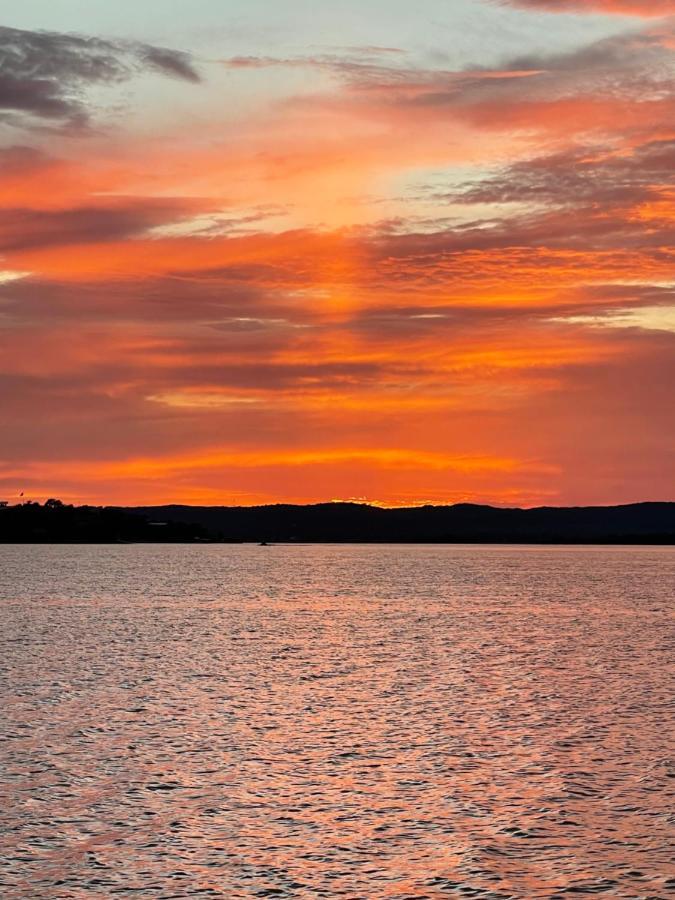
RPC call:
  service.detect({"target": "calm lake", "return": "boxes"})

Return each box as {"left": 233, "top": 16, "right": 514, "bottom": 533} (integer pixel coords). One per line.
{"left": 1, "top": 544, "right": 673, "bottom": 898}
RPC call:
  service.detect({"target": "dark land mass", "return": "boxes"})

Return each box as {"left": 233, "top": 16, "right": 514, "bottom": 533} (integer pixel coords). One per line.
{"left": 1, "top": 499, "right": 674, "bottom": 543}
{"left": 0, "top": 500, "right": 212, "bottom": 544}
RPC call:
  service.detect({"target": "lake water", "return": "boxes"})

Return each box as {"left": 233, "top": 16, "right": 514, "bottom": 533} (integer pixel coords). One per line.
{"left": 0, "top": 544, "right": 673, "bottom": 899}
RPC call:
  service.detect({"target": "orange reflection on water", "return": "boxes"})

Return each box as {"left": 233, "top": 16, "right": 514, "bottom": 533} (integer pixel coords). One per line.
{"left": 1, "top": 544, "right": 673, "bottom": 897}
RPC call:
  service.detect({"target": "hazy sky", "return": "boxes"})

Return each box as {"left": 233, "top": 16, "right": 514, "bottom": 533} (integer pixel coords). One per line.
{"left": 1, "top": 1, "right": 626, "bottom": 57}
{"left": 0, "top": 0, "right": 673, "bottom": 506}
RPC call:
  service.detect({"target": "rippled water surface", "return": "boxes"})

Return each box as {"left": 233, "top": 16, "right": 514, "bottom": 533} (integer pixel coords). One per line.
{"left": 1, "top": 544, "right": 674, "bottom": 899}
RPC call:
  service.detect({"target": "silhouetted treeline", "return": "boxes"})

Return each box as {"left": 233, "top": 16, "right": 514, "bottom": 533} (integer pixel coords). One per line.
{"left": 1, "top": 499, "right": 673, "bottom": 544}
{"left": 129, "top": 501, "right": 675, "bottom": 543}
{"left": 0, "top": 500, "right": 211, "bottom": 543}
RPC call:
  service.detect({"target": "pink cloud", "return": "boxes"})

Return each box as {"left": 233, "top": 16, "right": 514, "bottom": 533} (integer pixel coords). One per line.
{"left": 501, "top": 0, "right": 674, "bottom": 17}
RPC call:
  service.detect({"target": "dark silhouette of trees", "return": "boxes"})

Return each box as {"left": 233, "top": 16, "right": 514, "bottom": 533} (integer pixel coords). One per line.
{"left": 0, "top": 500, "right": 211, "bottom": 543}
{"left": 2, "top": 499, "right": 672, "bottom": 543}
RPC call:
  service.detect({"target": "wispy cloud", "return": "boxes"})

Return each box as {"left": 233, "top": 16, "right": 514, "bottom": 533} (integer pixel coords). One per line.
{"left": 498, "top": 0, "right": 674, "bottom": 17}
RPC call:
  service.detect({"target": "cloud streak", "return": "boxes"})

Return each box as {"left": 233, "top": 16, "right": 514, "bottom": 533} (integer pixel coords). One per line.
{"left": 500, "top": 1, "right": 674, "bottom": 17}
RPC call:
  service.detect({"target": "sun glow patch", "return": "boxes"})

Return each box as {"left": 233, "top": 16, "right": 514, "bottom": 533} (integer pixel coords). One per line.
{"left": 147, "top": 393, "right": 263, "bottom": 409}
{"left": 409, "top": 313, "right": 448, "bottom": 319}
{"left": 553, "top": 306, "right": 675, "bottom": 333}
{"left": 0, "top": 271, "right": 31, "bottom": 284}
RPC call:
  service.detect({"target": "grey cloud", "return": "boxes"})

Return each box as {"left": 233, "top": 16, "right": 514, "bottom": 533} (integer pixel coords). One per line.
{"left": 156, "top": 360, "right": 386, "bottom": 391}
{"left": 407, "top": 27, "right": 673, "bottom": 110}
{"left": 503, "top": 28, "right": 672, "bottom": 74}
{"left": 371, "top": 135, "right": 675, "bottom": 267}
{"left": 140, "top": 46, "right": 201, "bottom": 83}
{"left": 225, "top": 24, "right": 674, "bottom": 135}
{"left": 0, "top": 200, "right": 196, "bottom": 252}
{"left": 0, "top": 25, "right": 200, "bottom": 128}
{"left": 346, "top": 286, "right": 675, "bottom": 341}
{"left": 0, "top": 271, "right": 310, "bottom": 326}
{"left": 370, "top": 209, "right": 674, "bottom": 260}
{"left": 455, "top": 139, "right": 675, "bottom": 209}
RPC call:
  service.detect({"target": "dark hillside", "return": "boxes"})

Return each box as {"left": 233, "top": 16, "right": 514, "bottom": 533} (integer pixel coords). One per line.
{"left": 129, "top": 501, "right": 675, "bottom": 544}
{"left": 2, "top": 499, "right": 673, "bottom": 543}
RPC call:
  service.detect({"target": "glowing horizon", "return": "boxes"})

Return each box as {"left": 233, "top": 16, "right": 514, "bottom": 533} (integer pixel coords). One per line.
{"left": 0, "top": 1, "right": 673, "bottom": 508}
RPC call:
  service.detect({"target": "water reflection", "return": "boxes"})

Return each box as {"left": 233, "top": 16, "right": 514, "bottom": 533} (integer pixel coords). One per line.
{"left": 0, "top": 544, "right": 673, "bottom": 898}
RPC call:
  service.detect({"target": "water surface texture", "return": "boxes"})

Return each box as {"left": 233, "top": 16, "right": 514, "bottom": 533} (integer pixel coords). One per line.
{"left": 1, "top": 544, "right": 674, "bottom": 899}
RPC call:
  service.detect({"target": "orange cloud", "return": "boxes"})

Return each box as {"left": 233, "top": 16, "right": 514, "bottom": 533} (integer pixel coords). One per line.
{"left": 0, "top": 20, "right": 673, "bottom": 506}
{"left": 501, "top": 1, "right": 674, "bottom": 16}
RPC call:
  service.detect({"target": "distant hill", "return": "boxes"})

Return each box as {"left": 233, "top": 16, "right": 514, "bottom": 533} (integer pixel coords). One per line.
{"left": 129, "top": 501, "right": 675, "bottom": 544}
{"left": 2, "top": 499, "right": 674, "bottom": 544}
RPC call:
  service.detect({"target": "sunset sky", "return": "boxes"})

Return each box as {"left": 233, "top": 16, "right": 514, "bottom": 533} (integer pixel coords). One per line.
{"left": 0, "top": 0, "right": 673, "bottom": 507}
